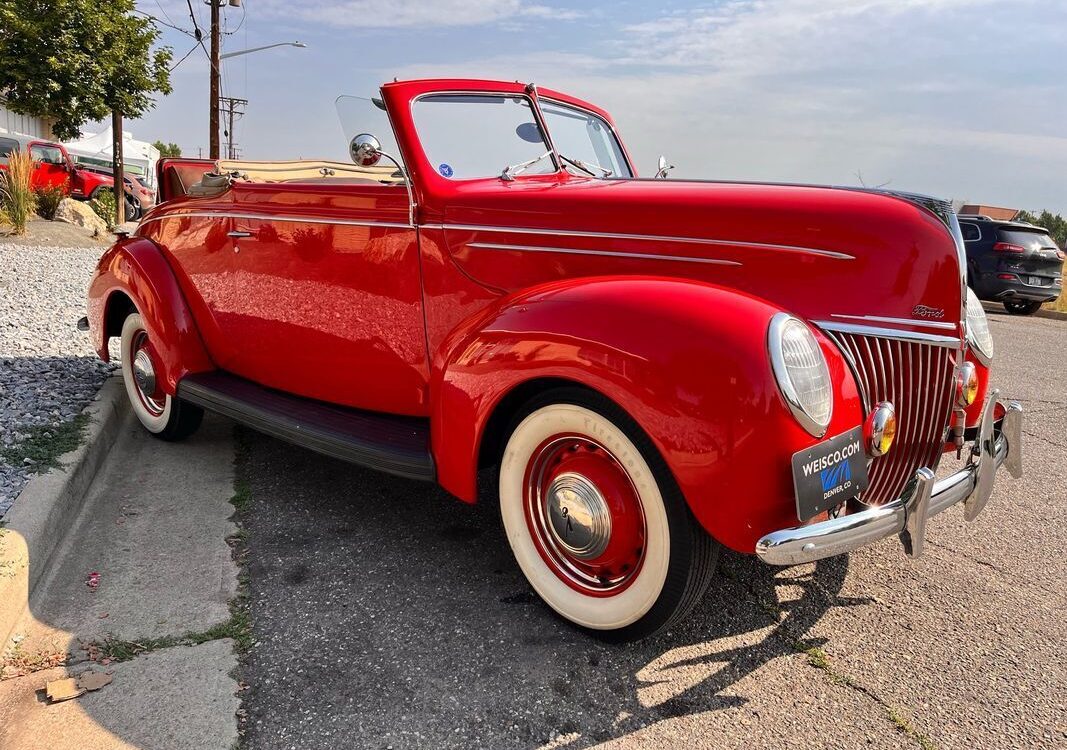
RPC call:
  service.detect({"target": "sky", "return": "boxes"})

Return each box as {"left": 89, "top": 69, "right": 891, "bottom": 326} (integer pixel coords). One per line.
{"left": 130, "top": 0, "right": 1067, "bottom": 213}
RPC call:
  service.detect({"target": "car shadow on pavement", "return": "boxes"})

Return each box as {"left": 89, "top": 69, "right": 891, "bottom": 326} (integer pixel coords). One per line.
{"left": 239, "top": 427, "right": 863, "bottom": 750}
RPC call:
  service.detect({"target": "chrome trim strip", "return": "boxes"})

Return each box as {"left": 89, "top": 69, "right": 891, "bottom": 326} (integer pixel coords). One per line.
{"left": 466, "top": 241, "right": 742, "bottom": 267}
{"left": 829, "top": 313, "right": 957, "bottom": 331}
{"left": 428, "top": 223, "right": 855, "bottom": 260}
{"left": 139, "top": 211, "right": 411, "bottom": 230}
{"left": 756, "top": 398, "right": 1022, "bottom": 565}
{"left": 815, "top": 321, "right": 960, "bottom": 347}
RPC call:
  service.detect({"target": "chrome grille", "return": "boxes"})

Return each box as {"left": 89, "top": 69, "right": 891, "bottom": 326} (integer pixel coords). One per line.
{"left": 825, "top": 331, "right": 956, "bottom": 505}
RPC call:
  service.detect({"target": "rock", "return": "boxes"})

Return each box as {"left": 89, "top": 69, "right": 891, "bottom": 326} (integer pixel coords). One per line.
{"left": 53, "top": 198, "right": 109, "bottom": 236}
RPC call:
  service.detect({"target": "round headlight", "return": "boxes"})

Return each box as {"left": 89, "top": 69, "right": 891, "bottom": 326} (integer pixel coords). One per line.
{"left": 965, "top": 287, "right": 994, "bottom": 364}
{"left": 768, "top": 313, "right": 833, "bottom": 437}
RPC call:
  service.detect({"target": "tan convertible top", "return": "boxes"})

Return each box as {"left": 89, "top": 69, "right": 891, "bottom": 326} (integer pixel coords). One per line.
{"left": 217, "top": 159, "right": 404, "bottom": 184}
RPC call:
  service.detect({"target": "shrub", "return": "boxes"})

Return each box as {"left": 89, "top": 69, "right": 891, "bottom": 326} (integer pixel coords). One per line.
{"left": 0, "top": 151, "right": 36, "bottom": 234}
{"left": 34, "top": 181, "right": 69, "bottom": 220}
{"left": 89, "top": 189, "right": 117, "bottom": 231}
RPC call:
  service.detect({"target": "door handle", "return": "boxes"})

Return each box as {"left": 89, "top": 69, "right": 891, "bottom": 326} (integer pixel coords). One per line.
{"left": 228, "top": 230, "right": 253, "bottom": 239}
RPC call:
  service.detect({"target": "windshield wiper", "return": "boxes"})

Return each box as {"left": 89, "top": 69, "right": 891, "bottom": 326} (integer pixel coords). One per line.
{"left": 559, "top": 154, "right": 613, "bottom": 178}
{"left": 501, "top": 151, "right": 552, "bottom": 181}
{"left": 500, "top": 151, "right": 613, "bottom": 181}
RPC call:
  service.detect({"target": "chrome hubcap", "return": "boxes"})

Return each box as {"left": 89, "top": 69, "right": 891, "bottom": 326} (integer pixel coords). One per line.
{"left": 129, "top": 331, "right": 166, "bottom": 416}
{"left": 133, "top": 349, "right": 156, "bottom": 396}
{"left": 544, "top": 472, "right": 612, "bottom": 561}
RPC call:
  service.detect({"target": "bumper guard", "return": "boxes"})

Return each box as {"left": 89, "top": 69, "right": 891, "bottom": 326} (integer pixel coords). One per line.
{"left": 756, "top": 390, "right": 1023, "bottom": 566}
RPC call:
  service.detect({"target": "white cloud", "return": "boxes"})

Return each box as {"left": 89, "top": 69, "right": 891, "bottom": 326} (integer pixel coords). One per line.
{"left": 386, "top": 0, "right": 1067, "bottom": 211}
{"left": 251, "top": 0, "right": 581, "bottom": 28}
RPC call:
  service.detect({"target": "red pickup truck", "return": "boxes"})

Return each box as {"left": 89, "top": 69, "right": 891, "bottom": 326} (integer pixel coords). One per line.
{"left": 0, "top": 132, "right": 113, "bottom": 199}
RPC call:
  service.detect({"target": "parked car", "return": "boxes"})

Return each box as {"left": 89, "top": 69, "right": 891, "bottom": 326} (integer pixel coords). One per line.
{"left": 81, "top": 166, "right": 153, "bottom": 221}
{"left": 83, "top": 79, "right": 1023, "bottom": 640}
{"left": 124, "top": 173, "right": 156, "bottom": 217}
{"left": 0, "top": 132, "right": 111, "bottom": 198}
{"left": 959, "top": 215, "right": 1064, "bottom": 315}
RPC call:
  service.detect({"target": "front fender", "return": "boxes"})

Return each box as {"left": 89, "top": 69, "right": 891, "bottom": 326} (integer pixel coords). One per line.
{"left": 87, "top": 237, "right": 213, "bottom": 395}
{"left": 431, "top": 277, "right": 863, "bottom": 553}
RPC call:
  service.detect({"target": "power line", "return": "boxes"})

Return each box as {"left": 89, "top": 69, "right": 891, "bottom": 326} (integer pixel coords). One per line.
{"left": 169, "top": 42, "right": 200, "bottom": 72}
{"left": 131, "top": 7, "right": 197, "bottom": 38}
{"left": 184, "top": 0, "right": 204, "bottom": 41}
{"left": 223, "top": 1, "right": 246, "bottom": 35}
{"left": 153, "top": 0, "right": 177, "bottom": 27}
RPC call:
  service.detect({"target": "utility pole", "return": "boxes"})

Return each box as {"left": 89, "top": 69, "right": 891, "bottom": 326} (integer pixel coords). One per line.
{"left": 208, "top": 0, "right": 221, "bottom": 159}
{"left": 112, "top": 110, "right": 125, "bottom": 225}
{"left": 219, "top": 96, "right": 248, "bottom": 160}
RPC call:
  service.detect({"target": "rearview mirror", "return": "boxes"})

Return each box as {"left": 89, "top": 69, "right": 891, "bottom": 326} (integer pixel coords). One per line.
{"left": 350, "top": 133, "right": 383, "bottom": 167}
{"left": 654, "top": 155, "right": 674, "bottom": 179}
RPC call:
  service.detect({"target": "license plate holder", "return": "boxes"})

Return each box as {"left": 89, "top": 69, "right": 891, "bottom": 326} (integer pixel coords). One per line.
{"left": 791, "top": 426, "right": 869, "bottom": 522}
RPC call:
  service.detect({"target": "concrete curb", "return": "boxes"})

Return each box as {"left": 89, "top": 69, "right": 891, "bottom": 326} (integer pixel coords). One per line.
{"left": 0, "top": 376, "right": 128, "bottom": 649}
{"left": 982, "top": 300, "right": 1067, "bottom": 322}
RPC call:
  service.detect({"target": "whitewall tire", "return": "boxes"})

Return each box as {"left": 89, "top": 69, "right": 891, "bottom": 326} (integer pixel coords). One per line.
{"left": 119, "top": 313, "right": 203, "bottom": 441}
{"left": 498, "top": 388, "right": 718, "bottom": 640}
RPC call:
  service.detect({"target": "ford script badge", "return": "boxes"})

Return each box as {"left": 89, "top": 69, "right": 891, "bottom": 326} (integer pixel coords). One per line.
{"left": 912, "top": 304, "right": 945, "bottom": 319}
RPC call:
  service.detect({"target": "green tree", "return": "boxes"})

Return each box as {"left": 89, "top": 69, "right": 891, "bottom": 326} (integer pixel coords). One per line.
{"left": 0, "top": 0, "right": 172, "bottom": 141}
{"left": 152, "top": 140, "right": 182, "bottom": 158}
{"left": 1014, "top": 209, "right": 1067, "bottom": 249}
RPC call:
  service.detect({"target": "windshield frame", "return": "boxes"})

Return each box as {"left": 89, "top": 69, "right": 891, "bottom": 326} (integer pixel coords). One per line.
{"left": 539, "top": 97, "right": 634, "bottom": 179}
{"left": 405, "top": 88, "right": 634, "bottom": 183}
{"left": 407, "top": 90, "right": 561, "bottom": 182}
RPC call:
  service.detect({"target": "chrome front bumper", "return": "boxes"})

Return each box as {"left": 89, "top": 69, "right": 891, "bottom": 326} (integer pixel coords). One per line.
{"left": 756, "top": 391, "right": 1023, "bottom": 566}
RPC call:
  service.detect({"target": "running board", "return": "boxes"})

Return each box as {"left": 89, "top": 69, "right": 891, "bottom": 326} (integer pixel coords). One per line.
{"left": 177, "top": 371, "right": 434, "bottom": 482}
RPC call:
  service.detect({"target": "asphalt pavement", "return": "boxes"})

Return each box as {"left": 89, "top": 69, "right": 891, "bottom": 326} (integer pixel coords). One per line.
{"left": 238, "top": 311, "right": 1066, "bottom": 750}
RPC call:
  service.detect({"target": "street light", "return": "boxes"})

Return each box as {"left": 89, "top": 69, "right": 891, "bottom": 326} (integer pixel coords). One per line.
{"left": 209, "top": 40, "right": 306, "bottom": 158}
{"left": 221, "top": 41, "right": 307, "bottom": 60}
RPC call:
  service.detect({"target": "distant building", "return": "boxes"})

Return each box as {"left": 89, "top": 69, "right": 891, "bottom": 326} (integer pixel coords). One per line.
{"left": 0, "top": 94, "right": 54, "bottom": 139}
{"left": 959, "top": 204, "right": 1019, "bottom": 221}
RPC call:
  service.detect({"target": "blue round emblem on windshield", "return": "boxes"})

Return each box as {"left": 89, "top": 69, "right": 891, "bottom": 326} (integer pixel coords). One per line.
{"left": 438, "top": 163, "right": 454, "bottom": 178}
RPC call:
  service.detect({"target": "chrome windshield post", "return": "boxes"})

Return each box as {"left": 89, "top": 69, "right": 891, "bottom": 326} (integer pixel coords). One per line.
{"left": 523, "top": 82, "right": 562, "bottom": 177}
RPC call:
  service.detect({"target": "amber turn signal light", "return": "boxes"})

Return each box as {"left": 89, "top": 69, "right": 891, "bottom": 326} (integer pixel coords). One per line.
{"left": 956, "top": 362, "right": 978, "bottom": 407}
{"left": 865, "top": 402, "right": 896, "bottom": 457}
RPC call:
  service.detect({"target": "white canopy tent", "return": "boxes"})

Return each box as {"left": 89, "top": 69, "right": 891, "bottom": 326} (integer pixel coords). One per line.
{"left": 63, "top": 125, "right": 160, "bottom": 187}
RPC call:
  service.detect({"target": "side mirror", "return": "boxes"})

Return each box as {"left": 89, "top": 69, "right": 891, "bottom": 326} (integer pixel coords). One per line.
{"left": 350, "top": 133, "right": 383, "bottom": 167}
{"left": 654, "top": 155, "right": 674, "bottom": 179}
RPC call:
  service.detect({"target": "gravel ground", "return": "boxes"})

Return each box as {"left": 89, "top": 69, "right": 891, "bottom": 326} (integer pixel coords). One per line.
{"left": 0, "top": 243, "right": 115, "bottom": 516}
{"left": 238, "top": 312, "right": 1065, "bottom": 750}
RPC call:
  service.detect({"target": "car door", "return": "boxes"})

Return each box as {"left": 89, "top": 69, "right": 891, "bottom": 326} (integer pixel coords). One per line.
{"left": 27, "top": 142, "right": 70, "bottom": 191}
{"left": 212, "top": 180, "right": 429, "bottom": 417}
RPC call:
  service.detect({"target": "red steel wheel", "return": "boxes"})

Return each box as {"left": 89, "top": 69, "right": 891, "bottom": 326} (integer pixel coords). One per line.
{"left": 499, "top": 388, "right": 718, "bottom": 640}
{"left": 523, "top": 435, "right": 647, "bottom": 597}
{"left": 120, "top": 313, "right": 203, "bottom": 441}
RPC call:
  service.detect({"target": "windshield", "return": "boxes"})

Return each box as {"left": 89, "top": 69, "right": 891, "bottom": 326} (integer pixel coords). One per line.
{"left": 411, "top": 94, "right": 555, "bottom": 180}
{"left": 998, "top": 229, "right": 1059, "bottom": 250}
{"left": 29, "top": 144, "right": 64, "bottom": 165}
{"left": 540, "top": 101, "right": 631, "bottom": 178}
{"left": 336, "top": 94, "right": 406, "bottom": 169}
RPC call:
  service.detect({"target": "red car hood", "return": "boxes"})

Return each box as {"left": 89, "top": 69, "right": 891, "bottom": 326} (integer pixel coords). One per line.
{"left": 437, "top": 177, "right": 965, "bottom": 335}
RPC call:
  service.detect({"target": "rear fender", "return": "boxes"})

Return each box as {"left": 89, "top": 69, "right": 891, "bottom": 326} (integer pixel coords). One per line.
{"left": 87, "top": 236, "right": 213, "bottom": 394}
{"left": 430, "top": 277, "right": 863, "bottom": 553}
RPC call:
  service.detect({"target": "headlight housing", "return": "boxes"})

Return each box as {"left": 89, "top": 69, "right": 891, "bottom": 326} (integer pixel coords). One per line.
{"left": 965, "top": 287, "right": 994, "bottom": 365}
{"left": 768, "top": 313, "right": 833, "bottom": 437}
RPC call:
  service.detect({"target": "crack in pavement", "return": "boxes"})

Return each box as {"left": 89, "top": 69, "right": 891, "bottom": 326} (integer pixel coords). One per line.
{"left": 727, "top": 572, "right": 938, "bottom": 750}
{"left": 1022, "top": 427, "right": 1063, "bottom": 451}
{"left": 925, "top": 538, "right": 1066, "bottom": 605}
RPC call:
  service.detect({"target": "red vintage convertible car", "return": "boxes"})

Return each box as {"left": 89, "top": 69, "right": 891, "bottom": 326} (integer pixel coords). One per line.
{"left": 84, "top": 79, "right": 1023, "bottom": 640}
